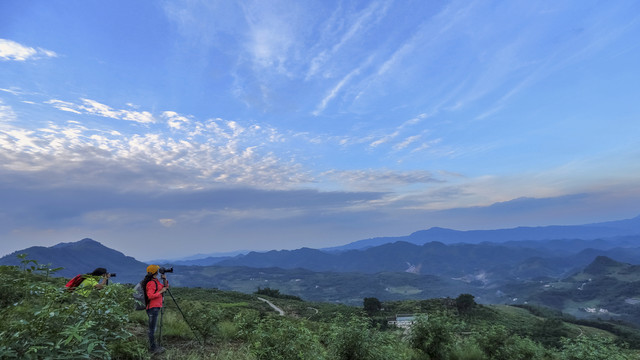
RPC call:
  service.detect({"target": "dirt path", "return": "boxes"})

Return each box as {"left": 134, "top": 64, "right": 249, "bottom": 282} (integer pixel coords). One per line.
{"left": 257, "top": 297, "right": 285, "bottom": 316}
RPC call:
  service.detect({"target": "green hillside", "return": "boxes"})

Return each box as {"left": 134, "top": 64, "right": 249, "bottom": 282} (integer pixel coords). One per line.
{"left": 2, "top": 256, "right": 640, "bottom": 359}
{"left": 500, "top": 256, "right": 640, "bottom": 326}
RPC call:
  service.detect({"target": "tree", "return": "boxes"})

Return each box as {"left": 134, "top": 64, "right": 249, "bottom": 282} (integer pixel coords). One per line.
{"left": 455, "top": 293, "right": 475, "bottom": 314}
{"left": 409, "top": 312, "right": 460, "bottom": 359}
{"left": 363, "top": 297, "right": 382, "bottom": 315}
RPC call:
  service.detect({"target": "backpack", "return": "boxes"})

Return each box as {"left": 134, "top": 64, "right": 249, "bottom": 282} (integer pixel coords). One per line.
{"left": 65, "top": 274, "right": 85, "bottom": 292}
{"left": 133, "top": 280, "right": 158, "bottom": 310}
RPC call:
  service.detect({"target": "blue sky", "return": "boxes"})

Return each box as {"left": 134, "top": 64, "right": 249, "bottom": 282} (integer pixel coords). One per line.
{"left": 1, "top": 0, "right": 640, "bottom": 260}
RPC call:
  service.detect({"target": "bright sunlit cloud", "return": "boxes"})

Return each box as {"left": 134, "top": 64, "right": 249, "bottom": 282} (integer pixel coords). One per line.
{"left": 0, "top": 39, "right": 57, "bottom": 61}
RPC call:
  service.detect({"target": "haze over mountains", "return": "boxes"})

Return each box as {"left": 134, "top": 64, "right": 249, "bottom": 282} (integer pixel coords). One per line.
{"left": 2, "top": 215, "right": 640, "bottom": 324}
{"left": 323, "top": 214, "right": 640, "bottom": 251}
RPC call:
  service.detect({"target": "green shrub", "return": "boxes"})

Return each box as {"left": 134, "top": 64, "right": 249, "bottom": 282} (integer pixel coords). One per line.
{"left": 0, "top": 260, "right": 142, "bottom": 359}
{"left": 327, "top": 315, "right": 411, "bottom": 360}
{"left": 181, "top": 301, "right": 223, "bottom": 343}
{"left": 559, "top": 336, "right": 633, "bottom": 360}
{"left": 450, "top": 339, "right": 486, "bottom": 360}
{"left": 409, "top": 312, "right": 461, "bottom": 359}
{"left": 472, "top": 324, "right": 549, "bottom": 360}
{"left": 250, "top": 317, "right": 326, "bottom": 360}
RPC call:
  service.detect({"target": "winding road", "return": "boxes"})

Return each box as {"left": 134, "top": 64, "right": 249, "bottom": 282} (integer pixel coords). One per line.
{"left": 257, "top": 297, "right": 285, "bottom": 316}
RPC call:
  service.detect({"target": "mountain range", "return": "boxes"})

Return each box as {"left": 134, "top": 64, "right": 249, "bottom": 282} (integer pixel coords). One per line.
{"left": 3, "top": 215, "right": 640, "bottom": 324}
{"left": 322, "top": 214, "right": 640, "bottom": 251}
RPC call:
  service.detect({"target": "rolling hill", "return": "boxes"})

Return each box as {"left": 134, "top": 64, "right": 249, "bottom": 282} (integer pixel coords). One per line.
{"left": 0, "top": 238, "right": 148, "bottom": 284}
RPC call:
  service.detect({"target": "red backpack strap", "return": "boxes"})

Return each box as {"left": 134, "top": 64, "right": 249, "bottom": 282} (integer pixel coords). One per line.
{"left": 65, "top": 274, "right": 85, "bottom": 292}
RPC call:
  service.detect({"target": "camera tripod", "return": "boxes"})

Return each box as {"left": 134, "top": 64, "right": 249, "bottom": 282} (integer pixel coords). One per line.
{"left": 158, "top": 287, "right": 203, "bottom": 346}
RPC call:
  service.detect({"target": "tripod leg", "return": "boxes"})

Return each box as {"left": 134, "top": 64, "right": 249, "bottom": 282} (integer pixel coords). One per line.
{"left": 166, "top": 288, "right": 204, "bottom": 346}
{"left": 159, "top": 308, "right": 163, "bottom": 347}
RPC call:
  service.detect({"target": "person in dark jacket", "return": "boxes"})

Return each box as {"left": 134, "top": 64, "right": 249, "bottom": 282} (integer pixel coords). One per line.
{"left": 142, "top": 264, "right": 168, "bottom": 354}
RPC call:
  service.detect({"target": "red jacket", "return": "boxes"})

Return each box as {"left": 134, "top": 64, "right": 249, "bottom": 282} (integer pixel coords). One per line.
{"left": 146, "top": 278, "right": 166, "bottom": 309}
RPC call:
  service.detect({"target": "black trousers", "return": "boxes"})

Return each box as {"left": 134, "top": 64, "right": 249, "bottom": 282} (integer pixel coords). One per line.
{"left": 146, "top": 307, "right": 161, "bottom": 350}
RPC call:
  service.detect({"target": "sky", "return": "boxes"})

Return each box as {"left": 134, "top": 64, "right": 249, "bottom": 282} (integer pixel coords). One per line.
{"left": 1, "top": 0, "right": 640, "bottom": 261}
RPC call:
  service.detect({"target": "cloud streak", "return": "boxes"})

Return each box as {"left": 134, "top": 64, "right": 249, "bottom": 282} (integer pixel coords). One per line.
{"left": 47, "top": 99, "right": 155, "bottom": 124}
{"left": 0, "top": 39, "right": 57, "bottom": 61}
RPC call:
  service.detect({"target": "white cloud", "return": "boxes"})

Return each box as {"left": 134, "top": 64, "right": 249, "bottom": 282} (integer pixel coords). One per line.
{"left": 80, "top": 99, "right": 125, "bottom": 119}
{"left": 370, "top": 130, "right": 399, "bottom": 148}
{"left": 0, "top": 88, "right": 23, "bottom": 96}
{"left": 46, "top": 98, "right": 156, "bottom": 124}
{"left": 46, "top": 99, "right": 83, "bottom": 114}
{"left": 306, "top": 0, "right": 392, "bottom": 79}
{"left": 162, "top": 111, "right": 191, "bottom": 129}
{"left": 159, "top": 218, "right": 176, "bottom": 227}
{"left": 0, "top": 39, "right": 57, "bottom": 61}
{"left": 241, "top": 1, "right": 300, "bottom": 73}
{"left": 0, "top": 104, "right": 309, "bottom": 191}
{"left": 313, "top": 57, "right": 373, "bottom": 116}
{"left": 0, "top": 99, "right": 17, "bottom": 123}
{"left": 323, "top": 168, "right": 441, "bottom": 192}
{"left": 394, "top": 135, "right": 422, "bottom": 151}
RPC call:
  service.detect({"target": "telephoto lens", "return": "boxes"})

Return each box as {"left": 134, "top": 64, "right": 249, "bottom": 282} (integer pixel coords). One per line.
{"left": 159, "top": 267, "right": 174, "bottom": 274}
{"left": 109, "top": 273, "right": 117, "bottom": 277}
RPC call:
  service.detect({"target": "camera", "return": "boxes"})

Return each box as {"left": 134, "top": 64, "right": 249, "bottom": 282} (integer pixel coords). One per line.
{"left": 159, "top": 267, "right": 173, "bottom": 274}
{"left": 108, "top": 273, "right": 116, "bottom": 277}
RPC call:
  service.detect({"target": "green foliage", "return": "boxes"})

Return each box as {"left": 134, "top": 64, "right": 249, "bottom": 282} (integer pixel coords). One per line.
{"left": 473, "top": 325, "right": 548, "bottom": 360}
{"left": 181, "top": 300, "right": 223, "bottom": 343}
{"left": 559, "top": 336, "right": 633, "bottom": 360}
{"left": 449, "top": 339, "right": 486, "bottom": 360}
{"left": 532, "top": 318, "right": 571, "bottom": 348}
{"left": 327, "top": 315, "right": 411, "bottom": 360}
{"left": 250, "top": 317, "right": 326, "bottom": 360}
{"left": 233, "top": 309, "right": 262, "bottom": 341}
{"left": 3, "top": 254, "right": 640, "bottom": 360}
{"left": 363, "top": 297, "right": 382, "bottom": 315}
{"left": 455, "top": 294, "right": 476, "bottom": 314}
{"left": 409, "top": 311, "right": 462, "bottom": 359}
{"left": 0, "top": 256, "right": 145, "bottom": 359}
{"left": 254, "top": 287, "right": 302, "bottom": 301}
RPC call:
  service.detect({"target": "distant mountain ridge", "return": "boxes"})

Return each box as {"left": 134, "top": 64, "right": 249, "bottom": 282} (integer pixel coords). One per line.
{"left": 216, "top": 238, "right": 640, "bottom": 282}
{"left": 324, "top": 214, "right": 640, "bottom": 251}
{"left": 4, "top": 236, "right": 640, "bottom": 324}
{"left": 0, "top": 238, "right": 147, "bottom": 284}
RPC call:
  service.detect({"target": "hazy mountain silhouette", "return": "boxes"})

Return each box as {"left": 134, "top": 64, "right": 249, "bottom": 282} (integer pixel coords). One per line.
{"left": 323, "top": 215, "right": 640, "bottom": 251}
{"left": 0, "top": 238, "right": 147, "bottom": 284}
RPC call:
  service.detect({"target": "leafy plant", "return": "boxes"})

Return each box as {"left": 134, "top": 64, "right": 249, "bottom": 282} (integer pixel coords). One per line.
{"left": 250, "top": 317, "right": 326, "bottom": 360}
{"left": 0, "top": 255, "right": 144, "bottom": 359}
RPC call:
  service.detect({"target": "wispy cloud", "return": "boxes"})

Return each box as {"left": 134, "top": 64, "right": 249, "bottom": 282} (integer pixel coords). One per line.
{"left": 313, "top": 60, "right": 370, "bottom": 116}
{"left": 322, "top": 168, "right": 442, "bottom": 192}
{"left": 0, "top": 99, "right": 17, "bottom": 122}
{"left": 46, "top": 98, "right": 155, "bottom": 124}
{"left": 0, "top": 39, "right": 57, "bottom": 61}
{"left": 306, "top": 0, "right": 392, "bottom": 79}
{"left": 393, "top": 134, "right": 422, "bottom": 151}
{"left": 242, "top": 2, "right": 297, "bottom": 73}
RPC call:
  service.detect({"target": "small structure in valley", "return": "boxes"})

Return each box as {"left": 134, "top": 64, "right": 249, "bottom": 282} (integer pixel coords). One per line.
{"left": 387, "top": 314, "right": 419, "bottom": 329}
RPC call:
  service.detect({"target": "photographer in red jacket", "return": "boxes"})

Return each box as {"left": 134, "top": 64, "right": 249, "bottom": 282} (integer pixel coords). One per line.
{"left": 142, "top": 264, "right": 168, "bottom": 354}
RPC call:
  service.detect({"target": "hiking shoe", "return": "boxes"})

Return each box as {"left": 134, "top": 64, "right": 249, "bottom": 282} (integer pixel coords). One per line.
{"left": 151, "top": 346, "right": 166, "bottom": 354}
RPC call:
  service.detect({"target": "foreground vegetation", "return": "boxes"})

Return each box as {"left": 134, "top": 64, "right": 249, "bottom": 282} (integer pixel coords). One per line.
{"left": 1, "top": 256, "right": 640, "bottom": 359}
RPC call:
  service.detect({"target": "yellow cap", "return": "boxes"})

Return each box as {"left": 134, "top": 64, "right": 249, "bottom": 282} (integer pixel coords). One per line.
{"left": 146, "top": 265, "right": 160, "bottom": 274}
